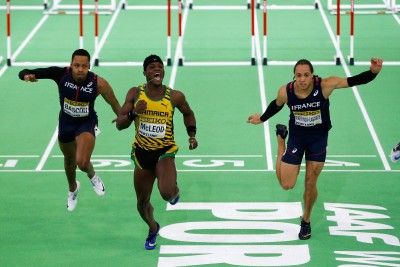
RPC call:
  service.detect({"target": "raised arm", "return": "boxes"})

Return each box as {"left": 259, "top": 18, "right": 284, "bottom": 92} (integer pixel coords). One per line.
{"left": 321, "top": 57, "right": 383, "bottom": 98}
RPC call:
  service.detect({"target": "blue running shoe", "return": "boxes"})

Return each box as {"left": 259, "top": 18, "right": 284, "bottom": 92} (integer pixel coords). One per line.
{"left": 145, "top": 222, "right": 160, "bottom": 250}
{"left": 169, "top": 194, "right": 180, "bottom": 205}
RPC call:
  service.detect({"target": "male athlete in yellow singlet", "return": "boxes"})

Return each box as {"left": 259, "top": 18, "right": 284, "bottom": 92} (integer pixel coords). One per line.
{"left": 116, "top": 54, "right": 198, "bottom": 250}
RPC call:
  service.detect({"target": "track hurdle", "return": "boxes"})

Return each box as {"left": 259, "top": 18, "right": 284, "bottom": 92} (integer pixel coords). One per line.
{"left": 6, "top": 0, "right": 11, "bottom": 66}
{"left": 176, "top": 0, "right": 255, "bottom": 66}
{"left": 5, "top": 0, "right": 95, "bottom": 67}
{"left": 44, "top": 0, "right": 115, "bottom": 15}
{"left": 97, "top": 0, "right": 180, "bottom": 67}
{"left": 328, "top": 0, "right": 398, "bottom": 14}
{"left": 346, "top": 0, "right": 400, "bottom": 66}
{"left": 262, "top": 0, "right": 340, "bottom": 66}
{"left": 0, "top": 0, "right": 47, "bottom": 10}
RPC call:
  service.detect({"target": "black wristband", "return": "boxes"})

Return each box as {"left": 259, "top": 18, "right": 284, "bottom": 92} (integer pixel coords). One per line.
{"left": 347, "top": 70, "right": 377, "bottom": 87}
{"left": 127, "top": 111, "right": 138, "bottom": 121}
{"left": 186, "top": 125, "right": 197, "bottom": 136}
{"left": 260, "top": 99, "right": 284, "bottom": 122}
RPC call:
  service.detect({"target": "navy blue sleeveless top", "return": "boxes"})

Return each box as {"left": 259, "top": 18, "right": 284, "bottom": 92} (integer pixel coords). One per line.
{"left": 58, "top": 67, "right": 98, "bottom": 122}
{"left": 286, "top": 76, "right": 332, "bottom": 135}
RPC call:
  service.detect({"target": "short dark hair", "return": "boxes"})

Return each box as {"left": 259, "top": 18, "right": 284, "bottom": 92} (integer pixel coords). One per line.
{"left": 71, "top": 49, "right": 90, "bottom": 62}
{"left": 293, "top": 59, "right": 314, "bottom": 73}
{"left": 143, "top": 54, "right": 163, "bottom": 71}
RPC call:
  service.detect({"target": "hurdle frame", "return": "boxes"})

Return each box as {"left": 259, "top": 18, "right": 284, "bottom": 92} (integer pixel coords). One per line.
{"left": 262, "top": 0, "right": 340, "bottom": 66}
{"left": 346, "top": 0, "right": 400, "bottom": 66}
{"left": 328, "top": 0, "right": 399, "bottom": 14}
{"left": 0, "top": 0, "right": 47, "bottom": 10}
{"left": 5, "top": 0, "right": 91, "bottom": 67}
{"left": 95, "top": 0, "right": 179, "bottom": 66}
{"left": 44, "top": 0, "right": 116, "bottom": 15}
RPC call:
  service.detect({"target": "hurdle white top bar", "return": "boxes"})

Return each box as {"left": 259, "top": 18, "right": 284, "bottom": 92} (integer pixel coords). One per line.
{"left": 183, "top": 61, "right": 252, "bottom": 66}
{"left": 97, "top": 61, "right": 142, "bottom": 67}
{"left": 124, "top": 5, "right": 178, "bottom": 10}
{"left": 0, "top": 6, "right": 44, "bottom": 10}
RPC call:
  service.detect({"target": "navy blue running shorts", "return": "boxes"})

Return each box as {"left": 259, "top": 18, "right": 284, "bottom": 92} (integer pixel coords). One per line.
{"left": 58, "top": 118, "right": 98, "bottom": 143}
{"left": 282, "top": 132, "right": 328, "bottom": 165}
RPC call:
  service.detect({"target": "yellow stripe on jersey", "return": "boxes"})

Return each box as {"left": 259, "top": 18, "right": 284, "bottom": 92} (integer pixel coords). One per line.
{"left": 132, "top": 84, "right": 176, "bottom": 151}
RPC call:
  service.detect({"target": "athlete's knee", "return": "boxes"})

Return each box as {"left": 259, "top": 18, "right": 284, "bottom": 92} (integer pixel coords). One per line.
{"left": 304, "top": 179, "right": 318, "bottom": 191}
{"left": 159, "top": 185, "right": 177, "bottom": 202}
{"left": 64, "top": 156, "right": 76, "bottom": 166}
{"left": 136, "top": 197, "right": 151, "bottom": 212}
{"left": 278, "top": 176, "right": 296, "bottom": 190}
{"left": 280, "top": 182, "right": 295, "bottom": 190}
{"left": 160, "top": 190, "right": 175, "bottom": 202}
{"left": 76, "top": 158, "right": 90, "bottom": 171}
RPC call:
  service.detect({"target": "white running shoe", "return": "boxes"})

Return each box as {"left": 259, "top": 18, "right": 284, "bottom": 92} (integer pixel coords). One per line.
{"left": 390, "top": 142, "right": 400, "bottom": 163}
{"left": 90, "top": 173, "right": 105, "bottom": 196}
{"left": 67, "top": 181, "right": 80, "bottom": 212}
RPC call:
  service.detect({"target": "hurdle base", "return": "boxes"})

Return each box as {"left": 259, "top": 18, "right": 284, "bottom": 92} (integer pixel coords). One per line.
{"left": 7, "top": 58, "right": 11, "bottom": 66}
{"left": 179, "top": 58, "right": 183, "bottom": 66}
{"left": 263, "top": 58, "right": 267, "bottom": 66}
{"left": 335, "top": 57, "right": 341, "bottom": 65}
{"left": 315, "top": 2, "right": 319, "bottom": 9}
{"left": 251, "top": 58, "right": 256, "bottom": 66}
{"left": 349, "top": 57, "right": 354, "bottom": 66}
{"left": 247, "top": 3, "right": 250, "bottom": 9}
{"left": 94, "top": 58, "right": 99, "bottom": 67}
{"left": 189, "top": 3, "right": 193, "bottom": 9}
{"left": 167, "top": 58, "right": 172, "bottom": 66}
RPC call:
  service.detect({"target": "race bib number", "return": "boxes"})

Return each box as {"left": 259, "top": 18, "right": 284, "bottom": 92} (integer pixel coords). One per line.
{"left": 293, "top": 110, "right": 322, "bottom": 127}
{"left": 63, "top": 98, "right": 89, "bottom": 117}
{"left": 138, "top": 121, "right": 166, "bottom": 138}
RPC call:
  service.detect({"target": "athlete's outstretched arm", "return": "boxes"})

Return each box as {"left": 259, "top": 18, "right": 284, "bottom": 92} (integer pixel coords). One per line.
{"left": 97, "top": 76, "right": 121, "bottom": 118}
{"left": 247, "top": 85, "right": 287, "bottom": 124}
{"left": 115, "top": 87, "right": 142, "bottom": 130}
{"left": 18, "top": 67, "right": 64, "bottom": 83}
{"left": 322, "top": 57, "right": 383, "bottom": 98}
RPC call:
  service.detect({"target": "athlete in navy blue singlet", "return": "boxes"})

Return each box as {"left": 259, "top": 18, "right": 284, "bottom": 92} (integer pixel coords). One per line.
{"left": 18, "top": 49, "right": 121, "bottom": 212}
{"left": 247, "top": 57, "right": 383, "bottom": 240}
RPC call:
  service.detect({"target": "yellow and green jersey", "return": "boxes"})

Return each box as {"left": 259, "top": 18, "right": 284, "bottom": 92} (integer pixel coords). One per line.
{"left": 132, "top": 84, "right": 176, "bottom": 151}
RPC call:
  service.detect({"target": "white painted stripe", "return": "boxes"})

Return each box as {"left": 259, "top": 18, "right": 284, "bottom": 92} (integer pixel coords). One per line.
{"left": 0, "top": 169, "right": 399, "bottom": 173}
{"left": 91, "top": 0, "right": 124, "bottom": 66}
{"left": 354, "top": 61, "right": 400, "bottom": 66}
{"left": 266, "top": 61, "right": 337, "bottom": 66}
{"left": 183, "top": 61, "right": 252, "bottom": 66}
{"left": 11, "top": 62, "right": 69, "bottom": 66}
{"left": 0, "top": 155, "right": 39, "bottom": 158}
{"left": 35, "top": 126, "right": 59, "bottom": 171}
{"left": 317, "top": 0, "right": 391, "bottom": 171}
{"left": 97, "top": 62, "right": 142, "bottom": 67}
{"left": 253, "top": 8, "right": 274, "bottom": 171}
{"left": 51, "top": 154, "right": 265, "bottom": 158}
